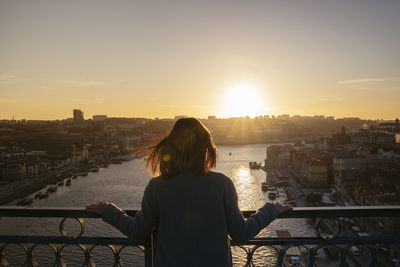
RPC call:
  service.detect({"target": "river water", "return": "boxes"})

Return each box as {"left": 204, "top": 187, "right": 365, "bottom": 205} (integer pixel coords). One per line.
{"left": 1, "top": 144, "right": 323, "bottom": 266}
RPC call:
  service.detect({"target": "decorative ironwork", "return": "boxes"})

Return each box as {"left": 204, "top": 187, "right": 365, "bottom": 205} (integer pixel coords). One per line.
{"left": 1, "top": 206, "right": 400, "bottom": 266}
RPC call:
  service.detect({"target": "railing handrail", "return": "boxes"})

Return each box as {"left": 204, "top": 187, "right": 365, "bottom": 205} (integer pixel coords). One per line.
{"left": 1, "top": 205, "right": 400, "bottom": 218}
{"left": 1, "top": 235, "right": 400, "bottom": 246}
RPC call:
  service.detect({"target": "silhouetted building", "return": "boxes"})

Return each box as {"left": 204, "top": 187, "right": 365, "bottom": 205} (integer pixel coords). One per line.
{"left": 73, "top": 109, "right": 84, "bottom": 123}
{"left": 379, "top": 118, "right": 400, "bottom": 132}
{"left": 92, "top": 115, "right": 107, "bottom": 121}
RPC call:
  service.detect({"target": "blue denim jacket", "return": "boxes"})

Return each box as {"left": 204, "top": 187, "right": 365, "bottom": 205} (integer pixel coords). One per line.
{"left": 101, "top": 171, "right": 279, "bottom": 267}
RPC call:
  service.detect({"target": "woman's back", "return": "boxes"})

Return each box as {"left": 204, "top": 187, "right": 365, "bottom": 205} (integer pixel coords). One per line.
{"left": 151, "top": 171, "right": 232, "bottom": 266}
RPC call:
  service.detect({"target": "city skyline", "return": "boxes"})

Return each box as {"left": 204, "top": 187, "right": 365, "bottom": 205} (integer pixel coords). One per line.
{"left": 1, "top": 0, "right": 400, "bottom": 120}
{"left": 2, "top": 107, "right": 400, "bottom": 121}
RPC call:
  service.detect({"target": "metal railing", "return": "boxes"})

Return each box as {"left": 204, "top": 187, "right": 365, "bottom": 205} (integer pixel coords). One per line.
{"left": 1, "top": 206, "right": 400, "bottom": 266}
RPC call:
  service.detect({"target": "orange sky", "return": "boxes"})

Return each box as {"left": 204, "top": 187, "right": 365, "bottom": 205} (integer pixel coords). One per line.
{"left": 1, "top": 1, "right": 399, "bottom": 120}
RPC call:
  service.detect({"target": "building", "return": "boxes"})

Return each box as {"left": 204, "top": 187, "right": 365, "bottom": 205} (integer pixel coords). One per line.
{"left": 92, "top": 115, "right": 107, "bottom": 121}
{"left": 374, "top": 133, "right": 395, "bottom": 144}
{"left": 378, "top": 148, "right": 394, "bottom": 160}
{"left": 350, "top": 134, "right": 370, "bottom": 144}
{"left": 0, "top": 163, "right": 26, "bottom": 180}
{"left": 333, "top": 156, "right": 367, "bottom": 172}
{"left": 73, "top": 109, "right": 84, "bottom": 123}
{"left": 277, "top": 114, "right": 289, "bottom": 120}
{"left": 304, "top": 159, "right": 328, "bottom": 187}
{"left": 378, "top": 118, "right": 400, "bottom": 132}
{"left": 350, "top": 131, "right": 395, "bottom": 144}
{"left": 266, "top": 145, "right": 291, "bottom": 168}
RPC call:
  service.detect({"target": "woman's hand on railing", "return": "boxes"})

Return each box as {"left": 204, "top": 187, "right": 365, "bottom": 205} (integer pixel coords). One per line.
{"left": 278, "top": 204, "right": 293, "bottom": 214}
{"left": 85, "top": 202, "right": 107, "bottom": 215}
{"left": 272, "top": 203, "right": 293, "bottom": 215}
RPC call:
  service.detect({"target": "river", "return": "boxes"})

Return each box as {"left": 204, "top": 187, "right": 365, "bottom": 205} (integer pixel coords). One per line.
{"left": 1, "top": 144, "right": 328, "bottom": 266}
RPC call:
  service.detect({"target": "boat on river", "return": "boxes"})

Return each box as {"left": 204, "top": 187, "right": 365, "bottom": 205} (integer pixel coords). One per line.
{"left": 249, "top": 161, "right": 261, "bottom": 169}
{"left": 47, "top": 185, "right": 57, "bottom": 193}
{"left": 261, "top": 182, "right": 268, "bottom": 191}
{"left": 262, "top": 182, "right": 275, "bottom": 191}
{"left": 268, "top": 188, "right": 279, "bottom": 199}
{"left": 89, "top": 166, "right": 99, "bottom": 172}
{"left": 17, "top": 198, "right": 33, "bottom": 206}
{"left": 35, "top": 191, "right": 49, "bottom": 199}
{"left": 39, "top": 191, "right": 49, "bottom": 199}
{"left": 101, "top": 163, "right": 109, "bottom": 168}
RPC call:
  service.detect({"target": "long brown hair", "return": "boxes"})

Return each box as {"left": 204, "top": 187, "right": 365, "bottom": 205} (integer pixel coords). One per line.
{"left": 145, "top": 118, "right": 217, "bottom": 178}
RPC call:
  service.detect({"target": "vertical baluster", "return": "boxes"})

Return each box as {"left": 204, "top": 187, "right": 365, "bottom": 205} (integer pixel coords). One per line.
{"left": 54, "top": 246, "right": 66, "bottom": 267}
{"left": 275, "top": 246, "right": 285, "bottom": 267}
{"left": 306, "top": 246, "right": 317, "bottom": 267}
{"left": 0, "top": 244, "right": 8, "bottom": 267}
{"left": 109, "top": 245, "right": 123, "bottom": 267}
{"left": 26, "top": 245, "right": 38, "bottom": 267}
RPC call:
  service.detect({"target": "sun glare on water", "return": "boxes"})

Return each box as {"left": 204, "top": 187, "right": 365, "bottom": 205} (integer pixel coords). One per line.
{"left": 221, "top": 84, "right": 265, "bottom": 118}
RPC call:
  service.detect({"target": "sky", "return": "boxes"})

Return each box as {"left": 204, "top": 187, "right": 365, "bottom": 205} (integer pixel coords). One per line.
{"left": 0, "top": 0, "right": 399, "bottom": 120}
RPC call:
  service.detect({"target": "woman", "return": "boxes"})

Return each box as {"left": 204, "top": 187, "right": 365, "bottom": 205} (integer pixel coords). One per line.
{"left": 86, "top": 117, "right": 291, "bottom": 267}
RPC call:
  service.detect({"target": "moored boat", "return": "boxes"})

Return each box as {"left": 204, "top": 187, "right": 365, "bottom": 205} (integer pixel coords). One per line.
{"left": 261, "top": 182, "right": 268, "bottom": 191}
{"left": 39, "top": 191, "right": 49, "bottom": 199}
{"left": 89, "top": 166, "right": 99, "bottom": 172}
{"left": 268, "top": 188, "right": 279, "bottom": 199}
{"left": 35, "top": 191, "right": 49, "bottom": 199}
{"left": 249, "top": 161, "right": 261, "bottom": 169}
{"left": 262, "top": 182, "right": 275, "bottom": 191}
{"left": 101, "top": 163, "right": 109, "bottom": 168}
{"left": 47, "top": 185, "right": 57, "bottom": 193}
{"left": 17, "top": 198, "right": 33, "bottom": 206}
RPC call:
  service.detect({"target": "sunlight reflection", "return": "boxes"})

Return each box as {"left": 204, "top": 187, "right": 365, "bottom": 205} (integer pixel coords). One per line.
{"left": 236, "top": 167, "right": 251, "bottom": 180}
{"left": 233, "top": 166, "right": 259, "bottom": 209}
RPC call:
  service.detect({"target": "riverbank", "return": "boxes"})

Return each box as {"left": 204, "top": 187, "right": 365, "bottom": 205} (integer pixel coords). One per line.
{"left": 0, "top": 170, "right": 75, "bottom": 205}
{"left": 0, "top": 155, "right": 136, "bottom": 205}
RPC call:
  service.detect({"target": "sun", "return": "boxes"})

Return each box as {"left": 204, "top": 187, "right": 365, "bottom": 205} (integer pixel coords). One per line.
{"left": 221, "top": 84, "right": 265, "bottom": 118}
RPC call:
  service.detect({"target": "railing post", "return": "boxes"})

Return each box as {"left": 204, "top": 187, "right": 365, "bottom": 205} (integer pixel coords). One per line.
{"left": 0, "top": 245, "right": 8, "bottom": 267}
{"left": 54, "top": 246, "right": 66, "bottom": 267}
{"left": 26, "top": 245, "right": 38, "bottom": 267}
{"left": 275, "top": 246, "right": 285, "bottom": 267}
